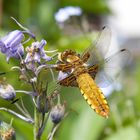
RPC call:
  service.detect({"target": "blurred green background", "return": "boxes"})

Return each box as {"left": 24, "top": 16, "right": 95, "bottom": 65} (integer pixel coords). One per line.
{"left": 0, "top": 0, "right": 140, "bottom": 140}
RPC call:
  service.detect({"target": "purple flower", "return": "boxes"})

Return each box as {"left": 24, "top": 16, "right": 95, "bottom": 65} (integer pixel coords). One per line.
{"left": 25, "top": 39, "right": 52, "bottom": 65}
{"left": 0, "top": 30, "right": 24, "bottom": 62}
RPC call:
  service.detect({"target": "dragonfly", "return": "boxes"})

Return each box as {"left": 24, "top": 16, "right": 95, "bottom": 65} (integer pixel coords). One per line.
{"left": 54, "top": 26, "right": 130, "bottom": 118}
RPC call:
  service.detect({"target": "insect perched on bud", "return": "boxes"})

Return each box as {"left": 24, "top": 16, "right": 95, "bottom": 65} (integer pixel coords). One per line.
{"left": 0, "top": 81, "right": 16, "bottom": 101}
{"left": 50, "top": 104, "right": 65, "bottom": 124}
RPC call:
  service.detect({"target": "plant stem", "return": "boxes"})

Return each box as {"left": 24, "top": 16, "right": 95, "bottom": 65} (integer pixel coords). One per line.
{"left": 34, "top": 107, "right": 40, "bottom": 140}
{"left": 0, "top": 107, "right": 33, "bottom": 124}
{"left": 37, "top": 112, "right": 50, "bottom": 138}
{"left": 47, "top": 124, "right": 60, "bottom": 140}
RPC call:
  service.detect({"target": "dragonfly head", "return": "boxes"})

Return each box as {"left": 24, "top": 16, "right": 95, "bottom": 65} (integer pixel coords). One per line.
{"left": 58, "top": 49, "right": 79, "bottom": 63}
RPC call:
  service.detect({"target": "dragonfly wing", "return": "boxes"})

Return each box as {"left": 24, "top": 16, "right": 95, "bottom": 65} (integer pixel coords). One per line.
{"left": 94, "top": 26, "right": 111, "bottom": 56}
{"left": 88, "top": 49, "right": 130, "bottom": 88}
{"left": 95, "top": 70, "right": 113, "bottom": 88}
{"left": 58, "top": 72, "right": 78, "bottom": 87}
{"left": 81, "top": 26, "right": 111, "bottom": 66}
{"left": 103, "top": 49, "right": 130, "bottom": 80}
{"left": 88, "top": 65, "right": 113, "bottom": 88}
{"left": 88, "top": 65, "right": 99, "bottom": 79}
{"left": 55, "top": 63, "right": 73, "bottom": 72}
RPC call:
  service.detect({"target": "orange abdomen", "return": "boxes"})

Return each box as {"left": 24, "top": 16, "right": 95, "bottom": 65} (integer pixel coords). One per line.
{"left": 76, "top": 73, "right": 109, "bottom": 118}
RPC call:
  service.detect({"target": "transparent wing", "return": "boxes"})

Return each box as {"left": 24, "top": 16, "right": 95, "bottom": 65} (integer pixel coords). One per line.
{"left": 95, "top": 71, "right": 113, "bottom": 88}
{"left": 94, "top": 49, "right": 130, "bottom": 88}
{"left": 103, "top": 49, "right": 130, "bottom": 79}
{"left": 81, "top": 26, "right": 111, "bottom": 66}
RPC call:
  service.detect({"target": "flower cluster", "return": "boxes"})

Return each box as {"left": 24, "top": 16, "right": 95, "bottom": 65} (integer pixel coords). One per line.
{"left": 0, "top": 18, "right": 65, "bottom": 140}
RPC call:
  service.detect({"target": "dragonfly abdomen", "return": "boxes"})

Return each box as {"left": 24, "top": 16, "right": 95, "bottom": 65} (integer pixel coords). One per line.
{"left": 76, "top": 73, "right": 109, "bottom": 118}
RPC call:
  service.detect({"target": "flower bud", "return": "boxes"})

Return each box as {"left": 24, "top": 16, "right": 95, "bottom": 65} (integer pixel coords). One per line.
{"left": 36, "top": 95, "right": 50, "bottom": 113}
{"left": 0, "top": 121, "right": 16, "bottom": 140}
{"left": 50, "top": 104, "right": 65, "bottom": 124}
{"left": 0, "top": 81, "right": 16, "bottom": 101}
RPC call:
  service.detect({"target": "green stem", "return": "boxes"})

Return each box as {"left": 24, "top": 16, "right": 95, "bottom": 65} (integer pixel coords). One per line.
{"left": 34, "top": 107, "right": 40, "bottom": 140}
{"left": 38, "top": 112, "right": 50, "bottom": 138}
{"left": 47, "top": 124, "right": 60, "bottom": 140}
